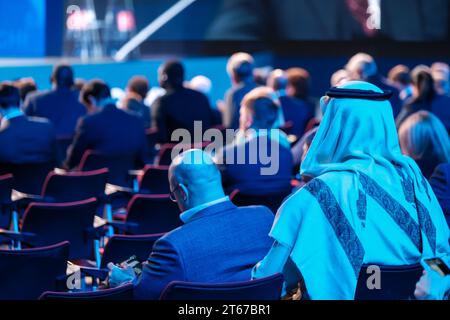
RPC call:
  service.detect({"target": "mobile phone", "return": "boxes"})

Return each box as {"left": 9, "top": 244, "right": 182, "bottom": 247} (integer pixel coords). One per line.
{"left": 118, "top": 255, "right": 143, "bottom": 276}
{"left": 421, "top": 257, "right": 450, "bottom": 277}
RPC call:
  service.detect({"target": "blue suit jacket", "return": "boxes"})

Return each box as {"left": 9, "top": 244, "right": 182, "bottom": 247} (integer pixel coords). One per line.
{"left": 429, "top": 163, "right": 450, "bottom": 227}
{"left": 133, "top": 200, "right": 274, "bottom": 300}
{"left": 65, "top": 104, "right": 149, "bottom": 169}
{"left": 0, "top": 115, "right": 56, "bottom": 164}
{"left": 217, "top": 135, "right": 294, "bottom": 195}
{"left": 23, "top": 88, "right": 86, "bottom": 137}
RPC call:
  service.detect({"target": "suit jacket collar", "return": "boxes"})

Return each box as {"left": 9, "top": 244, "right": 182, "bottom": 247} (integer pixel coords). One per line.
{"left": 183, "top": 200, "right": 237, "bottom": 224}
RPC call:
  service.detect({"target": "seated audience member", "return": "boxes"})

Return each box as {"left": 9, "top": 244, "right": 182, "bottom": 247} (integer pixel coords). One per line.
{"left": 222, "top": 52, "right": 257, "bottom": 129}
{"left": 397, "top": 66, "right": 450, "bottom": 132}
{"left": 429, "top": 163, "right": 450, "bottom": 223}
{"left": 398, "top": 111, "right": 450, "bottom": 179}
{"left": 108, "top": 149, "right": 275, "bottom": 300}
{"left": 331, "top": 69, "right": 351, "bottom": 87}
{"left": 252, "top": 81, "right": 450, "bottom": 300}
{"left": 123, "top": 76, "right": 151, "bottom": 128}
{"left": 431, "top": 62, "right": 450, "bottom": 96}
{"left": 65, "top": 80, "right": 149, "bottom": 169}
{"left": 14, "top": 78, "right": 37, "bottom": 103}
{"left": 415, "top": 260, "right": 450, "bottom": 300}
{"left": 0, "top": 84, "right": 56, "bottom": 165}
{"left": 268, "top": 69, "right": 311, "bottom": 138}
{"left": 151, "top": 61, "right": 215, "bottom": 143}
{"left": 216, "top": 87, "right": 293, "bottom": 196}
{"left": 346, "top": 53, "right": 402, "bottom": 117}
{"left": 23, "top": 64, "right": 87, "bottom": 137}
{"left": 286, "top": 68, "right": 316, "bottom": 120}
{"left": 388, "top": 64, "right": 412, "bottom": 101}
{"left": 189, "top": 75, "right": 212, "bottom": 98}
{"left": 189, "top": 75, "right": 222, "bottom": 126}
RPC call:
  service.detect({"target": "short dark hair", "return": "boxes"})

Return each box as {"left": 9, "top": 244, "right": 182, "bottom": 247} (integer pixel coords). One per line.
{"left": 128, "top": 76, "right": 150, "bottom": 99}
{"left": 160, "top": 61, "right": 185, "bottom": 88}
{"left": 80, "top": 80, "right": 111, "bottom": 106}
{"left": 51, "top": 64, "right": 75, "bottom": 88}
{"left": 0, "top": 83, "right": 20, "bottom": 109}
{"left": 388, "top": 65, "right": 411, "bottom": 87}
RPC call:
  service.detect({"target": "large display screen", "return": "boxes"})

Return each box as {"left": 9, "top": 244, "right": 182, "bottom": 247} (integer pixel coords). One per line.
{"left": 0, "top": 0, "right": 46, "bottom": 57}
{"left": 63, "top": 0, "right": 450, "bottom": 42}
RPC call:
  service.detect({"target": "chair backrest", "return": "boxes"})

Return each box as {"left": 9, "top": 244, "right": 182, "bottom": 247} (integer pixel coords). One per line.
{"left": 355, "top": 263, "right": 423, "bottom": 300}
{"left": 156, "top": 144, "right": 177, "bottom": 166}
{"left": 160, "top": 274, "right": 284, "bottom": 300}
{"left": 230, "top": 190, "right": 289, "bottom": 214}
{"left": 139, "top": 165, "right": 170, "bottom": 194}
{"left": 0, "top": 174, "right": 13, "bottom": 229}
{"left": 100, "top": 233, "right": 164, "bottom": 268}
{"left": 21, "top": 198, "right": 98, "bottom": 260}
{"left": 41, "top": 169, "right": 108, "bottom": 202}
{"left": 126, "top": 195, "right": 182, "bottom": 234}
{"left": 79, "top": 151, "right": 135, "bottom": 188}
{"left": 0, "top": 241, "right": 69, "bottom": 300}
{"left": 0, "top": 162, "right": 54, "bottom": 195}
{"left": 39, "top": 282, "right": 134, "bottom": 300}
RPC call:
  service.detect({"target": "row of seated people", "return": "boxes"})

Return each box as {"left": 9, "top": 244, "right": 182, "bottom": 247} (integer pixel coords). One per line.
{"left": 1, "top": 70, "right": 450, "bottom": 219}
{"left": 0, "top": 147, "right": 448, "bottom": 300}
{"left": 0, "top": 61, "right": 448, "bottom": 298}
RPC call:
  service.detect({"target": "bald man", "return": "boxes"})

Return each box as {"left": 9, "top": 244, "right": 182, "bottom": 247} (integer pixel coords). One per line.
{"left": 109, "top": 149, "right": 274, "bottom": 300}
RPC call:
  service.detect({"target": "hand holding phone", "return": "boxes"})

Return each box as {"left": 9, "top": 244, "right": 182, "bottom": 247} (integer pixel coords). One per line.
{"left": 421, "top": 256, "right": 450, "bottom": 277}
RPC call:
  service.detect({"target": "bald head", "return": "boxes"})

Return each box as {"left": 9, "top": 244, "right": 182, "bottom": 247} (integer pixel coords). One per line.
{"left": 169, "top": 149, "right": 225, "bottom": 211}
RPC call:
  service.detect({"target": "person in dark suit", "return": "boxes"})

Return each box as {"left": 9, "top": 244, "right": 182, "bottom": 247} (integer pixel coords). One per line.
{"left": 397, "top": 66, "right": 450, "bottom": 131}
{"left": 268, "top": 69, "right": 314, "bottom": 138}
{"left": 346, "top": 53, "right": 402, "bottom": 117}
{"left": 151, "top": 61, "right": 215, "bottom": 144}
{"left": 221, "top": 52, "right": 258, "bottom": 130}
{"left": 216, "top": 87, "right": 293, "bottom": 196}
{"left": 123, "top": 76, "right": 151, "bottom": 129}
{"left": 0, "top": 84, "right": 56, "bottom": 164}
{"left": 429, "top": 163, "right": 450, "bottom": 227}
{"left": 108, "top": 150, "right": 274, "bottom": 300}
{"left": 23, "top": 64, "right": 87, "bottom": 138}
{"left": 65, "top": 80, "right": 149, "bottom": 170}
{"left": 208, "top": 0, "right": 449, "bottom": 41}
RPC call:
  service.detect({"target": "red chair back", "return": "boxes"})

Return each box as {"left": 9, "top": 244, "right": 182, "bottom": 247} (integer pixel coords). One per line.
{"left": 125, "top": 195, "right": 181, "bottom": 234}
{"left": 139, "top": 165, "right": 170, "bottom": 194}
{"left": 100, "top": 233, "right": 164, "bottom": 268}
{"left": 0, "top": 242, "right": 69, "bottom": 300}
{"left": 40, "top": 282, "right": 134, "bottom": 300}
{"left": 160, "top": 274, "right": 284, "bottom": 300}
{"left": 21, "top": 198, "right": 98, "bottom": 260}
{"left": 0, "top": 174, "right": 13, "bottom": 229}
{"left": 41, "top": 169, "right": 108, "bottom": 202}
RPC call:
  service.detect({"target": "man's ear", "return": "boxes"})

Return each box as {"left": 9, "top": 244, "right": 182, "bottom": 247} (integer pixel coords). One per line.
{"left": 179, "top": 184, "right": 189, "bottom": 202}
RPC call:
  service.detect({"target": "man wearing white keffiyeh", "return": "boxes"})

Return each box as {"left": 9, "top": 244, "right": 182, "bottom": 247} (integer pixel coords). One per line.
{"left": 252, "top": 81, "right": 450, "bottom": 300}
